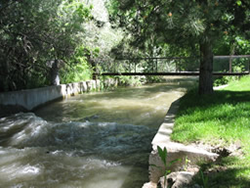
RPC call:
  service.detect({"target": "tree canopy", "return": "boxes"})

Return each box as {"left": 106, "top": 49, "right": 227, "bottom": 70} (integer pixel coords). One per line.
{"left": 0, "top": 0, "right": 93, "bottom": 91}
{"left": 0, "top": 0, "right": 249, "bottom": 93}
{"left": 108, "top": 0, "right": 250, "bottom": 94}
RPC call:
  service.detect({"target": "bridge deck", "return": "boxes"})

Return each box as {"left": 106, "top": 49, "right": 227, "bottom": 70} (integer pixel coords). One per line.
{"left": 96, "top": 55, "right": 250, "bottom": 77}
{"left": 96, "top": 72, "right": 249, "bottom": 76}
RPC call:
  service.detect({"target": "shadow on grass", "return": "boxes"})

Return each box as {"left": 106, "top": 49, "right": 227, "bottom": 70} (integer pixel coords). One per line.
{"left": 193, "top": 156, "right": 250, "bottom": 188}
{"left": 178, "top": 89, "right": 250, "bottom": 112}
{"left": 175, "top": 89, "right": 250, "bottom": 129}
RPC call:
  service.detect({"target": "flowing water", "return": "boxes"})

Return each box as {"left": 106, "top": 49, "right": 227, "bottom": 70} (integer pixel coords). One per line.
{"left": 0, "top": 77, "right": 196, "bottom": 188}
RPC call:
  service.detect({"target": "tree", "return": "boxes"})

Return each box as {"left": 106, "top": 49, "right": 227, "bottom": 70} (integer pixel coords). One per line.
{"left": 0, "top": 0, "right": 92, "bottom": 91}
{"left": 108, "top": 0, "right": 250, "bottom": 94}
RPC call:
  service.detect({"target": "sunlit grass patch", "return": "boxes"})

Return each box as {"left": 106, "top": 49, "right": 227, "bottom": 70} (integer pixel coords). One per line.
{"left": 171, "top": 76, "right": 250, "bottom": 187}
{"left": 222, "top": 76, "right": 250, "bottom": 91}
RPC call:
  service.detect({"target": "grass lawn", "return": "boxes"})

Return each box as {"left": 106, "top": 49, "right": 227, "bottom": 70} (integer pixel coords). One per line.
{"left": 171, "top": 76, "right": 250, "bottom": 188}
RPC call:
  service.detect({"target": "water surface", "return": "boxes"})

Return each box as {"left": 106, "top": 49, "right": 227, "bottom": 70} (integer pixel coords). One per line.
{"left": 0, "top": 77, "right": 196, "bottom": 188}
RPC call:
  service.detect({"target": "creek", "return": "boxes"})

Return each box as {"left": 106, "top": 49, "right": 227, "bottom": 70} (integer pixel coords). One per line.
{"left": 0, "top": 77, "right": 195, "bottom": 188}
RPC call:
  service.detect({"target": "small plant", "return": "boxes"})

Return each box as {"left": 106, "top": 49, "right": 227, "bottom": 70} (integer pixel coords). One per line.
{"left": 184, "top": 156, "right": 191, "bottom": 171}
{"left": 199, "top": 171, "right": 209, "bottom": 188}
{"left": 151, "top": 146, "right": 180, "bottom": 188}
{"left": 213, "top": 76, "right": 229, "bottom": 86}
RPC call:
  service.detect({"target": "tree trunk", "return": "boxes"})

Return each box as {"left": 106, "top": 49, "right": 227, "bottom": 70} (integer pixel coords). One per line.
{"left": 199, "top": 39, "right": 214, "bottom": 95}
{"left": 51, "top": 60, "right": 60, "bottom": 86}
{"left": 89, "top": 59, "right": 97, "bottom": 80}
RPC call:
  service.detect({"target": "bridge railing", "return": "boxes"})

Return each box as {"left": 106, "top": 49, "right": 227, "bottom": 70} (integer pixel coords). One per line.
{"left": 96, "top": 55, "right": 250, "bottom": 75}
{"left": 214, "top": 55, "right": 250, "bottom": 73}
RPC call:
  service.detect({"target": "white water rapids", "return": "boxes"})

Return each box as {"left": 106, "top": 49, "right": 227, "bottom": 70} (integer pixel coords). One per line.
{"left": 0, "top": 77, "right": 196, "bottom": 188}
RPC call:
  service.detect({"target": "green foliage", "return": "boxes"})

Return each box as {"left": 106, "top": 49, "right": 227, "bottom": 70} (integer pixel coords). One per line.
{"left": 109, "top": 0, "right": 250, "bottom": 49}
{"left": 0, "top": 0, "right": 93, "bottom": 91}
{"left": 213, "top": 35, "right": 250, "bottom": 56}
{"left": 60, "top": 45, "right": 99, "bottom": 84}
{"left": 60, "top": 62, "right": 92, "bottom": 84}
{"left": 158, "top": 146, "right": 168, "bottom": 168}
{"left": 108, "top": 0, "right": 250, "bottom": 94}
{"left": 213, "top": 76, "right": 230, "bottom": 86}
{"left": 235, "top": 36, "right": 250, "bottom": 54}
{"left": 146, "top": 76, "right": 164, "bottom": 83}
{"left": 25, "top": 69, "right": 50, "bottom": 89}
{"left": 117, "top": 76, "right": 141, "bottom": 86}
{"left": 199, "top": 171, "right": 209, "bottom": 188}
{"left": 151, "top": 146, "right": 180, "bottom": 188}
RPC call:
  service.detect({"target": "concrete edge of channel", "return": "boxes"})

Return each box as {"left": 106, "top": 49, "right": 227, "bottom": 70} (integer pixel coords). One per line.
{"left": 0, "top": 78, "right": 119, "bottom": 117}
{"left": 143, "top": 97, "right": 219, "bottom": 188}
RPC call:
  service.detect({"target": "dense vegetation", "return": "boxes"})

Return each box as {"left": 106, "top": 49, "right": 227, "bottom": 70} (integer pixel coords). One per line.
{"left": 0, "top": 0, "right": 122, "bottom": 92}
{"left": 108, "top": 0, "right": 250, "bottom": 94}
{"left": 0, "top": 0, "right": 88, "bottom": 91}
{"left": 1, "top": 0, "right": 249, "bottom": 94}
{"left": 172, "top": 76, "right": 250, "bottom": 187}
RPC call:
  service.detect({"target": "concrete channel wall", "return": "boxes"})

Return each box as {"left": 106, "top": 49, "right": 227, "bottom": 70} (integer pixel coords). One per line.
{"left": 143, "top": 98, "right": 219, "bottom": 188}
{"left": 0, "top": 78, "right": 118, "bottom": 117}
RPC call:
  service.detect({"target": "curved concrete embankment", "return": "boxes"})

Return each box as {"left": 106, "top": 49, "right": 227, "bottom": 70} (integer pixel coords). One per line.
{"left": 0, "top": 79, "right": 118, "bottom": 117}
{"left": 143, "top": 98, "right": 219, "bottom": 188}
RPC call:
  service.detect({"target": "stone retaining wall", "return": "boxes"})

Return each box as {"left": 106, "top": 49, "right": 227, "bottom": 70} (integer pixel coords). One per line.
{"left": 0, "top": 78, "right": 118, "bottom": 117}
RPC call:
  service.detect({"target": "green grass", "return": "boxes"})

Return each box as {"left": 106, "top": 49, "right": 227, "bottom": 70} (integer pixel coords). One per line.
{"left": 171, "top": 76, "right": 250, "bottom": 187}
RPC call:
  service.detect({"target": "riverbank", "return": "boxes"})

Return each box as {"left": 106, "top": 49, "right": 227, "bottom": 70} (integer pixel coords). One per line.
{"left": 0, "top": 76, "right": 195, "bottom": 117}
{"left": 0, "top": 78, "right": 120, "bottom": 117}
{"left": 171, "top": 76, "right": 250, "bottom": 187}
{"left": 143, "top": 98, "right": 218, "bottom": 188}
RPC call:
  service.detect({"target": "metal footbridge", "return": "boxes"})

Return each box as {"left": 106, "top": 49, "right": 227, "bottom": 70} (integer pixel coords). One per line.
{"left": 95, "top": 55, "right": 250, "bottom": 76}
